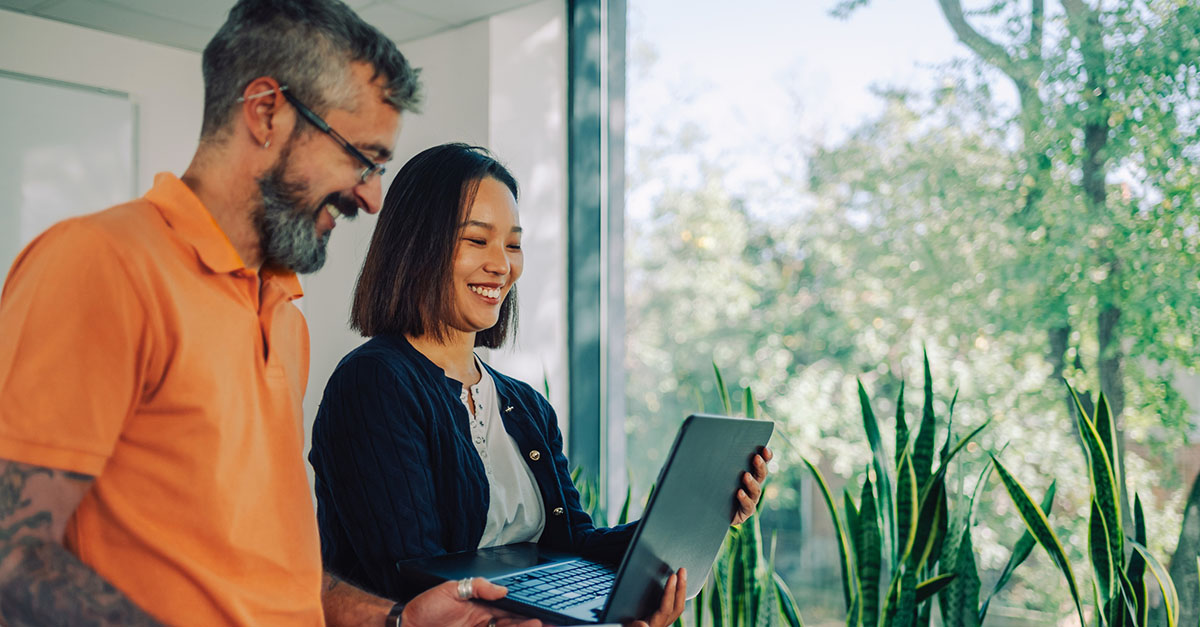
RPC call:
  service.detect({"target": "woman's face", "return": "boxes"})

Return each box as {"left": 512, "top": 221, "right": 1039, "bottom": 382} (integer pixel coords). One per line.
{"left": 449, "top": 176, "right": 523, "bottom": 334}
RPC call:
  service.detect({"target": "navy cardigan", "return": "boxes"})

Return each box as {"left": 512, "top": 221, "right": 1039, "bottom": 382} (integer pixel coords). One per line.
{"left": 309, "top": 334, "right": 637, "bottom": 599}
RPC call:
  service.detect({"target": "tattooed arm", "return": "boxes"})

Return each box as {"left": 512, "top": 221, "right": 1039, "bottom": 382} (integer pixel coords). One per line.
{"left": 0, "top": 460, "right": 161, "bottom": 626}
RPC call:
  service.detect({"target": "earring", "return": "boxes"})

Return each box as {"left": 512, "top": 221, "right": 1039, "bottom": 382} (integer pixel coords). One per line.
{"left": 263, "top": 139, "right": 271, "bottom": 149}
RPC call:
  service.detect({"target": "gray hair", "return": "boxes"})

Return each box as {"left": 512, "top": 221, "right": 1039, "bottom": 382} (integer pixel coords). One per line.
{"left": 199, "top": 0, "right": 422, "bottom": 141}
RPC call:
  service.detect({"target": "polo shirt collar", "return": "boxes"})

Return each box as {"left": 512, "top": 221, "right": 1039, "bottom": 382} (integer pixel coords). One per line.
{"left": 145, "top": 172, "right": 304, "bottom": 301}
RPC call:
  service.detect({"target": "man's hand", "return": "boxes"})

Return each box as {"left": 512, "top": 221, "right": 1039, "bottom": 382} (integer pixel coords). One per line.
{"left": 732, "top": 446, "right": 773, "bottom": 526}
{"left": 0, "top": 459, "right": 161, "bottom": 625}
{"left": 402, "top": 578, "right": 542, "bottom": 627}
{"left": 627, "top": 568, "right": 686, "bottom": 627}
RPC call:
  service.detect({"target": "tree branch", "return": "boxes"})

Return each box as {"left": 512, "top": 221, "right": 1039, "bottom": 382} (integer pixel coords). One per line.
{"left": 936, "top": 0, "right": 1034, "bottom": 87}
{"left": 1029, "top": 0, "right": 1044, "bottom": 62}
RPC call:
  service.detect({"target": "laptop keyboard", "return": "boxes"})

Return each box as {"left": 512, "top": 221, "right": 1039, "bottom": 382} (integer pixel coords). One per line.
{"left": 493, "top": 559, "right": 616, "bottom": 611}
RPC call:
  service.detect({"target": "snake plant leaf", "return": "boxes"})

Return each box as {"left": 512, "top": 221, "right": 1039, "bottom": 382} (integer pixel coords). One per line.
{"left": 1129, "top": 539, "right": 1179, "bottom": 627}
{"left": 713, "top": 362, "right": 732, "bottom": 415}
{"left": 858, "top": 380, "right": 896, "bottom": 559}
{"left": 990, "top": 455, "right": 1087, "bottom": 627}
{"left": 1069, "top": 385, "right": 1124, "bottom": 567}
{"left": 856, "top": 475, "right": 882, "bottom": 627}
{"left": 732, "top": 523, "right": 758, "bottom": 627}
{"left": 895, "top": 381, "right": 908, "bottom": 466}
{"left": 845, "top": 594, "right": 862, "bottom": 627}
{"left": 774, "top": 572, "right": 805, "bottom": 627}
{"left": 938, "top": 389, "right": 959, "bottom": 466}
{"left": 1093, "top": 393, "right": 1122, "bottom": 502}
{"left": 979, "top": 479, "right": 1056, "bottom": 623}
{"left": 693, "top": 586, "right": 704, "bottom": 627}
{"left": 943, "top": 524, "right": 981, "bottom": 627}
{"left": 802, "top": 456, "right": 857, "bottom": 612}
{"left": 927, "top": 485, "right": 950, "bottom": 576}
{"left": 895, "top": 567, "right": 917, "bottom": 627}
{"left": 914, "top": 573, "right": 957, "bottom": 605}
{"left": 896, "top": 450, "right": 918, "bottom": 565}
{"left": 880, "top": 562, "right": 902, "bottom": 627}
{"left": 1114, "top": 569, "right": 1140, "bottom": 627}
{"left": 1089, "top": 497, "right": 1117, "bottom": 605}
{"left": 844, "top": 489, "right": 860, "bottom": 547}
{"left": 912, "top": 351, "right": 938, "bottom": 485}
{"left": 1128, "top": 492, "right": 1146, "bottom": 581}
{"left": 744, "top": 386, "right": 758, "bottom": 420}
{"left": 711, "top": 534, "right": 730, "bottom": 627}
{"left": 755, "top": 534, "right": 780, "bottom": 627}
{"left": 909, "top": 474, "right": 947, "bottom": 572}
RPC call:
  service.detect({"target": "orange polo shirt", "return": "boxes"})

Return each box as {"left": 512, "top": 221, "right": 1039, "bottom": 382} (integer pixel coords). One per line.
{"left": 0, "top": 173, "right": 324, "bottom": 625}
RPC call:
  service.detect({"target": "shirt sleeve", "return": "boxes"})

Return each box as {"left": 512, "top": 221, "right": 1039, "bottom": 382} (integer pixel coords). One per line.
{"left": 0, "top": 219, "right": 149, "bottom": 476}
{"left": 309, "top": 354, "right": 451, "bottom": 598}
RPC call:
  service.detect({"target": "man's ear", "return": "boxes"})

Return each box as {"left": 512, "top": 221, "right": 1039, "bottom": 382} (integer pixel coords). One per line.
{"left": 238, "top": 77, "right": 290, "bottom": 149}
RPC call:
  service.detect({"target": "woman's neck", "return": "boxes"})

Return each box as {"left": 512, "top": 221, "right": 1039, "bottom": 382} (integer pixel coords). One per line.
{"left": 407, "top": 330, "right": 481, "bottom": 386}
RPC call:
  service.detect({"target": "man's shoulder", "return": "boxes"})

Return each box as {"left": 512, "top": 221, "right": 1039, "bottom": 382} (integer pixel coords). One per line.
{"left": 79, "top": 197, "right": 169, "bottom": 244}
{"left": 32, "top": 199, "right": 167, "bottom": 260}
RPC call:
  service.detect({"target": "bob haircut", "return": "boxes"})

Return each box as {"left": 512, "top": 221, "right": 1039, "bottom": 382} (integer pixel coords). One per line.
{"left": 351, "top": 143, "right": 520, "bottom": 348}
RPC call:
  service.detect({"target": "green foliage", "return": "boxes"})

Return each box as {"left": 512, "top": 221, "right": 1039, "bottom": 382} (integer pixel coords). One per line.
{"left": 992, "top": 387, "right": 1182, "bottom": 626}
{"left": 695, "top": 366, "right": 804, "bottom": 627}
{"left": 624, "top": 0, "right": 1200, "bottom": 619}
{"left": 798, "top": 353, "right": 1046, "bottom": 626}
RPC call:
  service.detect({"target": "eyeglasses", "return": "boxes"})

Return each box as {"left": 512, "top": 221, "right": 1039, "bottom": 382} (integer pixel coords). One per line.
{"left": 241, "top": 85, "right": 385, "bottom": 183}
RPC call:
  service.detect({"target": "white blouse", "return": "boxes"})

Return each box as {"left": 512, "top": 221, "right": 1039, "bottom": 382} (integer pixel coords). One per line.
{"left": 460, "top": 356, "right": 546, "bottom": 548}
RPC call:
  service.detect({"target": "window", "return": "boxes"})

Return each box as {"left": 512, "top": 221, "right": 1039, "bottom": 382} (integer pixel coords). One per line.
{"left": 620, "top": 0, "right": 1200, "bottom": 621}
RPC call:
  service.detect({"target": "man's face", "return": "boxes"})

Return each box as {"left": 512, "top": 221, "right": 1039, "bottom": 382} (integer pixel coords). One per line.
{"left": 254, "top": 63, "right": 402, "bottom": 274}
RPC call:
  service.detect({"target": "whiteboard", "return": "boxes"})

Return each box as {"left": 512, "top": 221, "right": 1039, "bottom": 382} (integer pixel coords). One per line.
{"left": 0, "top": 71, "right": 137, "bottom": 284}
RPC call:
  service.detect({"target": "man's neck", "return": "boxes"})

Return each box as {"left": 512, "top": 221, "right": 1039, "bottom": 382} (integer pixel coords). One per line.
{"left": 180, "top": 151, "right": 264, "bottom": 272}
{"left": 407, "top": 332, "right": 480, "bottom": 386}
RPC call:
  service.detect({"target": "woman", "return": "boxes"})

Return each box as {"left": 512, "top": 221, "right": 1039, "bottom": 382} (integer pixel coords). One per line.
{"left": 309, "top": 144, "right": 770, "bottom": 625}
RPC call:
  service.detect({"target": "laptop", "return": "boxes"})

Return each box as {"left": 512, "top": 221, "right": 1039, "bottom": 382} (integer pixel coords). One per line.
{"left": 396, "top": 413, "right": 774, "bottom": 625}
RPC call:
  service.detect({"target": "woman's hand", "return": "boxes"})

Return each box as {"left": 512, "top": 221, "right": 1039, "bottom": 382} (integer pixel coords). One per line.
{"left": 402, "top": 577, "right": 542, "bottom": 627}
{"left": 626, "top": 568, "right": 687, "bottom": 627}
{"left": 732, "top": 446, "right": 773, "bottom": 526}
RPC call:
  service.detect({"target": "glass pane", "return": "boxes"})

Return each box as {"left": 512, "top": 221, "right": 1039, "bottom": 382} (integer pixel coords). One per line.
{"left": 624, "top": 1, "right": 1200, "bottom": 624}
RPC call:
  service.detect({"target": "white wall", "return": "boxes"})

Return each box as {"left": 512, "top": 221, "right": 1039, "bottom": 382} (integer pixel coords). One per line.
{"left": 0, "top": 9, "right": 203, "bottom": 196}
{"left": 486, "top": 0, "right": 570, "bottom": 419}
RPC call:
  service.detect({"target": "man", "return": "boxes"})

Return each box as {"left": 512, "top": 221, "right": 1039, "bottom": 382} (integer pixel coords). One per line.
{"left": 0, "top": 0, "right": 538, "bottom": 625}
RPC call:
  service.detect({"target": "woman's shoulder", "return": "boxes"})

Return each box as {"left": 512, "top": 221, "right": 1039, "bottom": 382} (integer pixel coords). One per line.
{"left": 332, "top": 335, "right": 437, "bottom": 384}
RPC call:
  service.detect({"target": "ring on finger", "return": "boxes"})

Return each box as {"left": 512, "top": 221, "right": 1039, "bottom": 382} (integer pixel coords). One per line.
{"left": 457, "top": 577, "right": 474, "bottom": 601}
{"left": 487, "top": 621, "right": 497, "bottom": 627}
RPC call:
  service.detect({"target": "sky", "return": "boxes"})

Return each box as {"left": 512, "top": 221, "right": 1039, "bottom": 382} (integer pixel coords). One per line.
{"left": 626, "top": 0, "right": 1019, "bottom": 218}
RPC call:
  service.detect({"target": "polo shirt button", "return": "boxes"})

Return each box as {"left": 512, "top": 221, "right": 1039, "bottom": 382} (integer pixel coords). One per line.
{"left": 528, "top": 450, "right": 541, "bottom": 461}
{"left": 552, "top": 507, "right": 564, "bottom": 516}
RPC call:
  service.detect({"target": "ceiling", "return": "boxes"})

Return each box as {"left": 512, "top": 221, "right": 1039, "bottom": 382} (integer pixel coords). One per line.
{"left": 0, "top": 0, "right": 540, "bottom": 51}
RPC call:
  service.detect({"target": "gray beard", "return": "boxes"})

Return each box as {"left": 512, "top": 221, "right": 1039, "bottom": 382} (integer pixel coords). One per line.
{"left": 255, "top": 154, "right": 329, "bottom": 274}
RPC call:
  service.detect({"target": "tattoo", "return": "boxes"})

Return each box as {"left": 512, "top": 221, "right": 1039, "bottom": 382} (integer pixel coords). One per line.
{"left": 2, "top": 537, "right": 162, "bottom": 626}
{"left": 0, "top": 461, "right": 162, "bottom": 626}
{"left": 0, "top": 463, "right": 51, "bottom": 518}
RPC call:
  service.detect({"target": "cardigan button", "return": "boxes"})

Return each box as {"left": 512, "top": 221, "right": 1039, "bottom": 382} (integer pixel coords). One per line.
{"left": 528, "top": 450, "right": 541, "bottom": 461}
{"left": 552, "top": 507, "right": 565, "bottom": 516}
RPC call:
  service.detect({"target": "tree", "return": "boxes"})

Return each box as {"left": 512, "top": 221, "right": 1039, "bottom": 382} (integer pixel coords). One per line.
{"left": 828, "top": 0, "right": 1200, "bottom": 617}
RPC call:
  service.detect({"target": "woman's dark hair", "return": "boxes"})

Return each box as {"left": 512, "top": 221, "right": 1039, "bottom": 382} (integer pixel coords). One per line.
{"left": 351, "top": 143, "right": 520, "bottom": 348}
